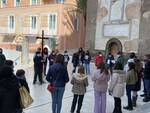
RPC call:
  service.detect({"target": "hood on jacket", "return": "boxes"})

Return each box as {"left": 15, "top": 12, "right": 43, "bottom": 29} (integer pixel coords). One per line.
{"left": 113, "top": 70, "right": 126, "bottom": 76}
{"left": 73, "top": 73, "right": 87, "bottom": 81}
{"left": 113, "top": 70, "right": 126, "bottom": 75}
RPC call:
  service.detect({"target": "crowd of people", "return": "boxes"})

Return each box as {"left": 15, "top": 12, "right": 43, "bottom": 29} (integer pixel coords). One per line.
{"left": 0, "top": 47, "right": 150, "bottom": 113}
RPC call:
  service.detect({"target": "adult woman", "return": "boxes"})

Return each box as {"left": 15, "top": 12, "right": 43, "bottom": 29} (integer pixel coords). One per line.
{"left": 132, "top": 59, "right": 143, "bottom": 106}
{"left": 48, "top": 50, "right": 56, "bottom": 66}
{"left": 0, "top": 65, "right": 22, "bottom": 113}
{"left": 92, "top": 62, "right": 109, "bottom": 113}
{"left": 46, "top": 54, "right": 69, "bottom": 113}
{"left": 84, "top": 50, "right": 91, "bottom": 75}
{"left": 109, "top": 62, "right": 126, "bottom": 113}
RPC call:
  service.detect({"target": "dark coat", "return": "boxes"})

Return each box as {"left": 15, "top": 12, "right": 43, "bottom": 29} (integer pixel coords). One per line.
{"left": 48, "top": 54, "right": 56, "bottom": 66}
{"left": 144, "top": 60, "right": 150, "bottom": 80}
{"left": 84, "top": 54, "right": 91, "bottom": 64}
{"left": 0, "top": 53, "right": 6, "bottom": 66}
{"left": 78, "top": 51, "right": 85, "bottom": 64}
{"left": 106, "top": 55, "right": 115, "bottom": 68}
{"left": 46, "top": 63, "right": 69, "bottom": 87}
{"left": 0, "top": 76, "right": 21, "bottom": 113}
{"left": 72, "top": 53, "right": 79, "bottom": 67}
{"left": 17, "top": 76, "right": 30, "bottom": 93}
{"left": 33, "top": 54, "right": 43, "bottom": 73}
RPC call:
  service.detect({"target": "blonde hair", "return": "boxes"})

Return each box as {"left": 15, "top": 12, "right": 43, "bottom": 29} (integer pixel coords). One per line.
{"left": 77, "top": 65, "right": 85, "bottom": 74}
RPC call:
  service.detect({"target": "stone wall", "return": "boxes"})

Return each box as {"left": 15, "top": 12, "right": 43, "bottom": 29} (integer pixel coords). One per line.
{"left": 138, "top": 0, "right": 150, "bottom": 57}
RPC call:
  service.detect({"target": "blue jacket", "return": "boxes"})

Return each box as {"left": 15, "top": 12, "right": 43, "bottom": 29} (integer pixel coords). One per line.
{"left": 46, "top": 63, "right": 69, "bottom": 87}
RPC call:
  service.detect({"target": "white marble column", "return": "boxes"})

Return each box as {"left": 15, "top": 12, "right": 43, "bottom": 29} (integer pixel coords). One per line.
{"left": 22, "top": 37, "right": 29, "bottom": 64}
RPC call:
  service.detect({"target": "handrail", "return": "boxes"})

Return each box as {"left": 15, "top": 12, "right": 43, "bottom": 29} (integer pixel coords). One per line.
{"left": 13, "top": 55, "right": 21, "bottom": 64}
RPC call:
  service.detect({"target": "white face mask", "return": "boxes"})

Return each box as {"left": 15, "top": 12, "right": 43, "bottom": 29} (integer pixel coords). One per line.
{"left": 37, "top": 54, "right": 41, "bottom": 57}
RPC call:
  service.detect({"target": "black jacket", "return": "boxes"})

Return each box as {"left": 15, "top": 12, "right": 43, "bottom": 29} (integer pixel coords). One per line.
{"left": 0, "top": 76, "right": 21, "bottom": 113}
{"left": 144, "top": 60, "right": 150, "bottom": 80}
{"left": 33, "top": 54, "right": 43, "bottom": 73}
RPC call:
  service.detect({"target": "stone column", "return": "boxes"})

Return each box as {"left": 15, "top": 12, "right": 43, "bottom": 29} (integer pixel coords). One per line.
{"left": 85, "top": 0, "right": 98, "bottom": 54}
{"left": 22, "top": 37, "right": 29, "bottom": 64}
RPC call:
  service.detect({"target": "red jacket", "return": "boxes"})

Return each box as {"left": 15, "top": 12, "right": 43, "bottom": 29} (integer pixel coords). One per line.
{"left": 95, "top": 55, "right": 103, "bottom": 66}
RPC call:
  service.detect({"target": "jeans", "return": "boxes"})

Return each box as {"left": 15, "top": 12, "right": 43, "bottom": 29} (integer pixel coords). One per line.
{"left": 144, "top": 79, "right": 150, "bottom": 97}
{"left": 84, "top": 63, "right": 90, "bottom": 75}
{"left": 126, "top": 85, "right": 135, "bottom": 108}
{"left": 51, "top": 87, "right": 65, "bottom": 113}
{"left": 71, "top": 94, "right": 84, "bottom": 113}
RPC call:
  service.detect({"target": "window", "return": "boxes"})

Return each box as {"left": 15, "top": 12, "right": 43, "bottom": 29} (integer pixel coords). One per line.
{"left": 30, "top": 0, "right": 37, "bottom": 5}
{"left": 9, "top": 15, "right": 15, "bottom": 29}
{"left": 73, "top": 17, "right": 79, "bottom": 31}
{"left": 1, "top": 0, "right": 7, "bottom": 7}
{"left": 48, "top": 14, "right": 57, "bottom": 31}
{"left": 14, "top": 0, "right": 21, "bottom": 7}
{"left": 31, "top": 16, "right": 37, "bottom": 29}
{"left": 56, "top": 0, "right": 64, "bottom": 4}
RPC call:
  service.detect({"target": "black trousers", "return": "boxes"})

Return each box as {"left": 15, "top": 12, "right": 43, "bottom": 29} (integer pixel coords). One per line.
{"left": 33, "top": 67, "right": 43, "bottom": 83}
{"left": 71, "top": 94, "right": 84, "bottom": 113}
{"left": 113, "top": 97, "right": 122, "bottom": 113}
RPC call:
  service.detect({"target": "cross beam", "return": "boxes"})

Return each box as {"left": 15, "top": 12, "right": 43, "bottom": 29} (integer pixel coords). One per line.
{"left": 36, "top": 30, "right": 49, "bottom": 57}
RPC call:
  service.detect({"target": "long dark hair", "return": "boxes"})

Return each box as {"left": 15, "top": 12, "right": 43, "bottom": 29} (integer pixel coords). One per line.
{"left": 114, "top": 62, "right": 123, "bottom": 70}
{"left": 55, "top": 54, "right": 64, "bottom": 65}
{"left": 97, "top": 62, "right": 109, "bottom": 75}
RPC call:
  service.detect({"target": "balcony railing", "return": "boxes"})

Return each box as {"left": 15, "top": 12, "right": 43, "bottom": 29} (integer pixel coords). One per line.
{"left": 0, "top": 27, "right": 15, "bottom": 34}
{"left": 22, "top": 27, "right": 57, "bottom": 36}
{"left": 0, "top": 26, "right": 57, "bottom": 36}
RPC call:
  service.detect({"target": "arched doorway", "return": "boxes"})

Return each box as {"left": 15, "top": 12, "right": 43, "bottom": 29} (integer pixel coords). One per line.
{"left": 105, "top": 38, "right": 122, "bottom": 57}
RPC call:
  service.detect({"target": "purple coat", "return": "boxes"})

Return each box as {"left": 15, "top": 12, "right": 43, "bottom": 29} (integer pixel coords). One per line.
{"left": 92, "top": 69, "right": 109, "bottom": 93}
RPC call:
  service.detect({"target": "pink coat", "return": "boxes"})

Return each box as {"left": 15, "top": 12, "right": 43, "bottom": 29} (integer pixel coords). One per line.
{"left": 92, "top": 69, "right": 109, "bottom": 92}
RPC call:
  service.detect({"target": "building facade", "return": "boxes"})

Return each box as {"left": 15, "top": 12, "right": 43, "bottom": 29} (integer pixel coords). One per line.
{"left": 138, "top": 0, "right": 150, "bottom": 56}
{"left": 86, "top": 0, "right": 150, "bottom": 57}
{"left": 0, "top": 0, "right": 85, "bottom": 52}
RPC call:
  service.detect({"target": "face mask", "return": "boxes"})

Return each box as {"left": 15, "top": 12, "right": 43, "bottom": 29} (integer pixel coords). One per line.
{"left": 37, "top": 54, "right": 41, "bottom": 56}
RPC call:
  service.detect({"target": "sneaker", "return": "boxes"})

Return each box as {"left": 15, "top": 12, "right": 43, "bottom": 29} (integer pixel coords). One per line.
{"left": 140, "top": 94, "right": 146, "bottom": 97}
{"left": 143, "top": 97, "right": 150, "bottom": 102}
{"left": 123, "top": 106, "right": 133, "bottom": 111}
{"left": 33, "top": 81, "right": 36, "bottom": 84}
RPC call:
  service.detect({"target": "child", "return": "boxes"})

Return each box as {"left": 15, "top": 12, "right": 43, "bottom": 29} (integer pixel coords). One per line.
{"left": 70, "top": 65, "right": 89, "bottom": 113}
{"left": 16, "top": 69, "right": 30, "bottom": 93}
{"left": 92, "top": 62, "right": 109, "bottom": 113}
{"left": 123, "top": 62, "right": 137, "bottom": 110}
{"left": 108, "top": 62, "right": 126, "bottom": 113}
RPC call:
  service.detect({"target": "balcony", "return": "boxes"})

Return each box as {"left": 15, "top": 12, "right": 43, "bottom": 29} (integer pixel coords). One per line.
{"left": 0, "top": 26, "right": 57, "bottom": 36}
{"left": 22, "top": 27, "right": 57, "bottom": 36}
{"left": 0, "top": 27, "right": 15, "bottom": 34}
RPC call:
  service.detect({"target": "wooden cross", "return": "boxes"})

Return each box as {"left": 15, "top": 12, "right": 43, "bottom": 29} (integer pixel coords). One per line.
{"left": 36, "top": 30, "right": 49, "bottom": 58}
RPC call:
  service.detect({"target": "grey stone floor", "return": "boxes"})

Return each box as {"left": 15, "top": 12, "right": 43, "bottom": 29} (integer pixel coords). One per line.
{"left": 17, "top": 63, "right": 149, "bottom": 113}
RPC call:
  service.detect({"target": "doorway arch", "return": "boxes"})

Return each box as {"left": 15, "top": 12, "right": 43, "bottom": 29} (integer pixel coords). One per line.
{"left": 105, "top": 38, "right": 122, "bottom": 56}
